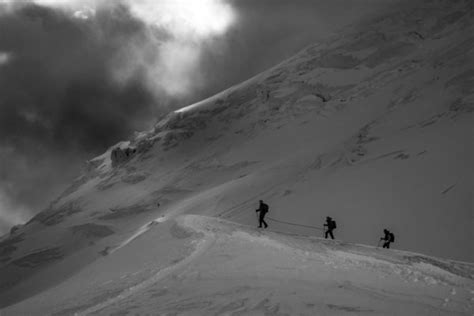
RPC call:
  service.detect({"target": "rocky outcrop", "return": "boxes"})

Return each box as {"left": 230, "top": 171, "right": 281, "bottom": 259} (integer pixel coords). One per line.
{"left": 9, "top": 225, "right": 22, "bottom": 235}
{"left": 111, "top": 146, "right": 136, "bottom": 167}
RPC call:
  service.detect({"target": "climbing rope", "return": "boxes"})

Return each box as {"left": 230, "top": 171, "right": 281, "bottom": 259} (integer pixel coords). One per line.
{"left": 266, "top": 216, "right": 324, "bottom": 231}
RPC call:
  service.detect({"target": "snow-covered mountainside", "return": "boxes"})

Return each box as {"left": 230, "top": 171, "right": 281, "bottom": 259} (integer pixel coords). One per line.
{"left": 3, "top": 215, "right": 474, "bottom": 315}
{"left": 1, "top": 0, "right": 473, "bottom": 314}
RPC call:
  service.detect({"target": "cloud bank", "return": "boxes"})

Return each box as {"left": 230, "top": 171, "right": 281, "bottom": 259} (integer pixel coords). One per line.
{"left": 7, "top": 0, "right": 237, "bottom": 97}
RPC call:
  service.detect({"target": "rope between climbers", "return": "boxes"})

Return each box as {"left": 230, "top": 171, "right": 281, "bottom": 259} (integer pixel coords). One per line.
{"left": 266, "top": 216, "right": 324, "bottom": 231}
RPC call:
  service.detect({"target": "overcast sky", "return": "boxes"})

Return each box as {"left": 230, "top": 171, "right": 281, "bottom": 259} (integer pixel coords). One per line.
{"left": 0, "top": 0, "right": 394, "bottom": 235}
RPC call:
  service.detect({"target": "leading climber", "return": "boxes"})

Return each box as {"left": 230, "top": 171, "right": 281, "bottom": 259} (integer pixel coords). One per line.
{"left": 255, "top": 200, "right": 269, "bottom": 228}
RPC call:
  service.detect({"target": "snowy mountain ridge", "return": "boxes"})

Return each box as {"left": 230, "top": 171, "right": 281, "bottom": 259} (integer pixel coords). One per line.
{"left": 0, "top": 0, "right": 473, "bottom": 314}
{"left": 3, "top": 214, "right": 474, "bottom": 315}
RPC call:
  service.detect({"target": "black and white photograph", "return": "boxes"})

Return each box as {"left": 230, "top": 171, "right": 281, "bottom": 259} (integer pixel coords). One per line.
{"left": 0, "top": 0, "right": 473, "bottom": 314}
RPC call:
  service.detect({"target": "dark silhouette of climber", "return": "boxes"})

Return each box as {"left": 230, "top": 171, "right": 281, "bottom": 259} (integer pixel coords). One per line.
{"left": 380, "top": 229, "right": 395, "bottom": 248}
{"left": 324, "top": 216, "right": 337, "bottom": 239}
{"left": 255, "top": 200, "right": 269, "bottom": 228}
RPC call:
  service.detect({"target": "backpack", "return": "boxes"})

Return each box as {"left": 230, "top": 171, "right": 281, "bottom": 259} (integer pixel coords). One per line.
{"left": 261, "top": 203, "right": 269, "bottom": 213}
{"left": 389, "top": 233, "right": 395, "bottom": 242}
{"left": 331, "top": 220, "right": 337, "bottom": 229}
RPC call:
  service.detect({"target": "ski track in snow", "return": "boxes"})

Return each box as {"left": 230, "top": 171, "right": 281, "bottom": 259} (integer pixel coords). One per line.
{"left": 105, "top": 216, "right": 168, "bottom": 255}
{"left": 75, "top": 223, "right": 216, "bottom": 315}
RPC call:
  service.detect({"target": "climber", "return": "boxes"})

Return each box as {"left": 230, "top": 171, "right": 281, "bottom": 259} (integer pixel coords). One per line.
{"left": 255, "top": 200, "right": 269, "bottom": 228}
{"left": 324, "top": 216, "right": 337, "bottom": 239}
{"left": 380, "top": 229, "right": 395, "bottom": 248}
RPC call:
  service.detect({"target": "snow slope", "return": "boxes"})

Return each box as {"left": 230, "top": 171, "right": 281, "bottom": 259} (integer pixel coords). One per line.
{"left": 3, "top": 215, "right": 474, "bottom": 315}
{"left": 0, "top": 0, "right": 473, "bottom": 314}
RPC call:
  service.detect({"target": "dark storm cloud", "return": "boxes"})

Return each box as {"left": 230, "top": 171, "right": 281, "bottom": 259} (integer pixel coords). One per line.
{"left": 0, "top": 4, "right": 158, "bottom": 231}
{"left": 0, "top": 5, "right": 155, "bottom": 151}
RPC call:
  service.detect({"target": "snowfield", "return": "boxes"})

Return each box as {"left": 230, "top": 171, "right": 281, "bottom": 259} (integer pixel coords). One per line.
{"left": 1, "top": 0, "right": 473, "bottom": 314}
{"left": 3, "top": 215, "right": 474, "bottom": 315}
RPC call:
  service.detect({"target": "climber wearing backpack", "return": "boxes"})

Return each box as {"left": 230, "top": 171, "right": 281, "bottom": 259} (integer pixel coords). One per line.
{"left": 324, "top": 216, "right": 337, "bottom": 239}
{"left": 381, "top": 229, "right": 395, "bottom": 248}
{"left": 255, "top": 200, "right": 269, "bottom": 228}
